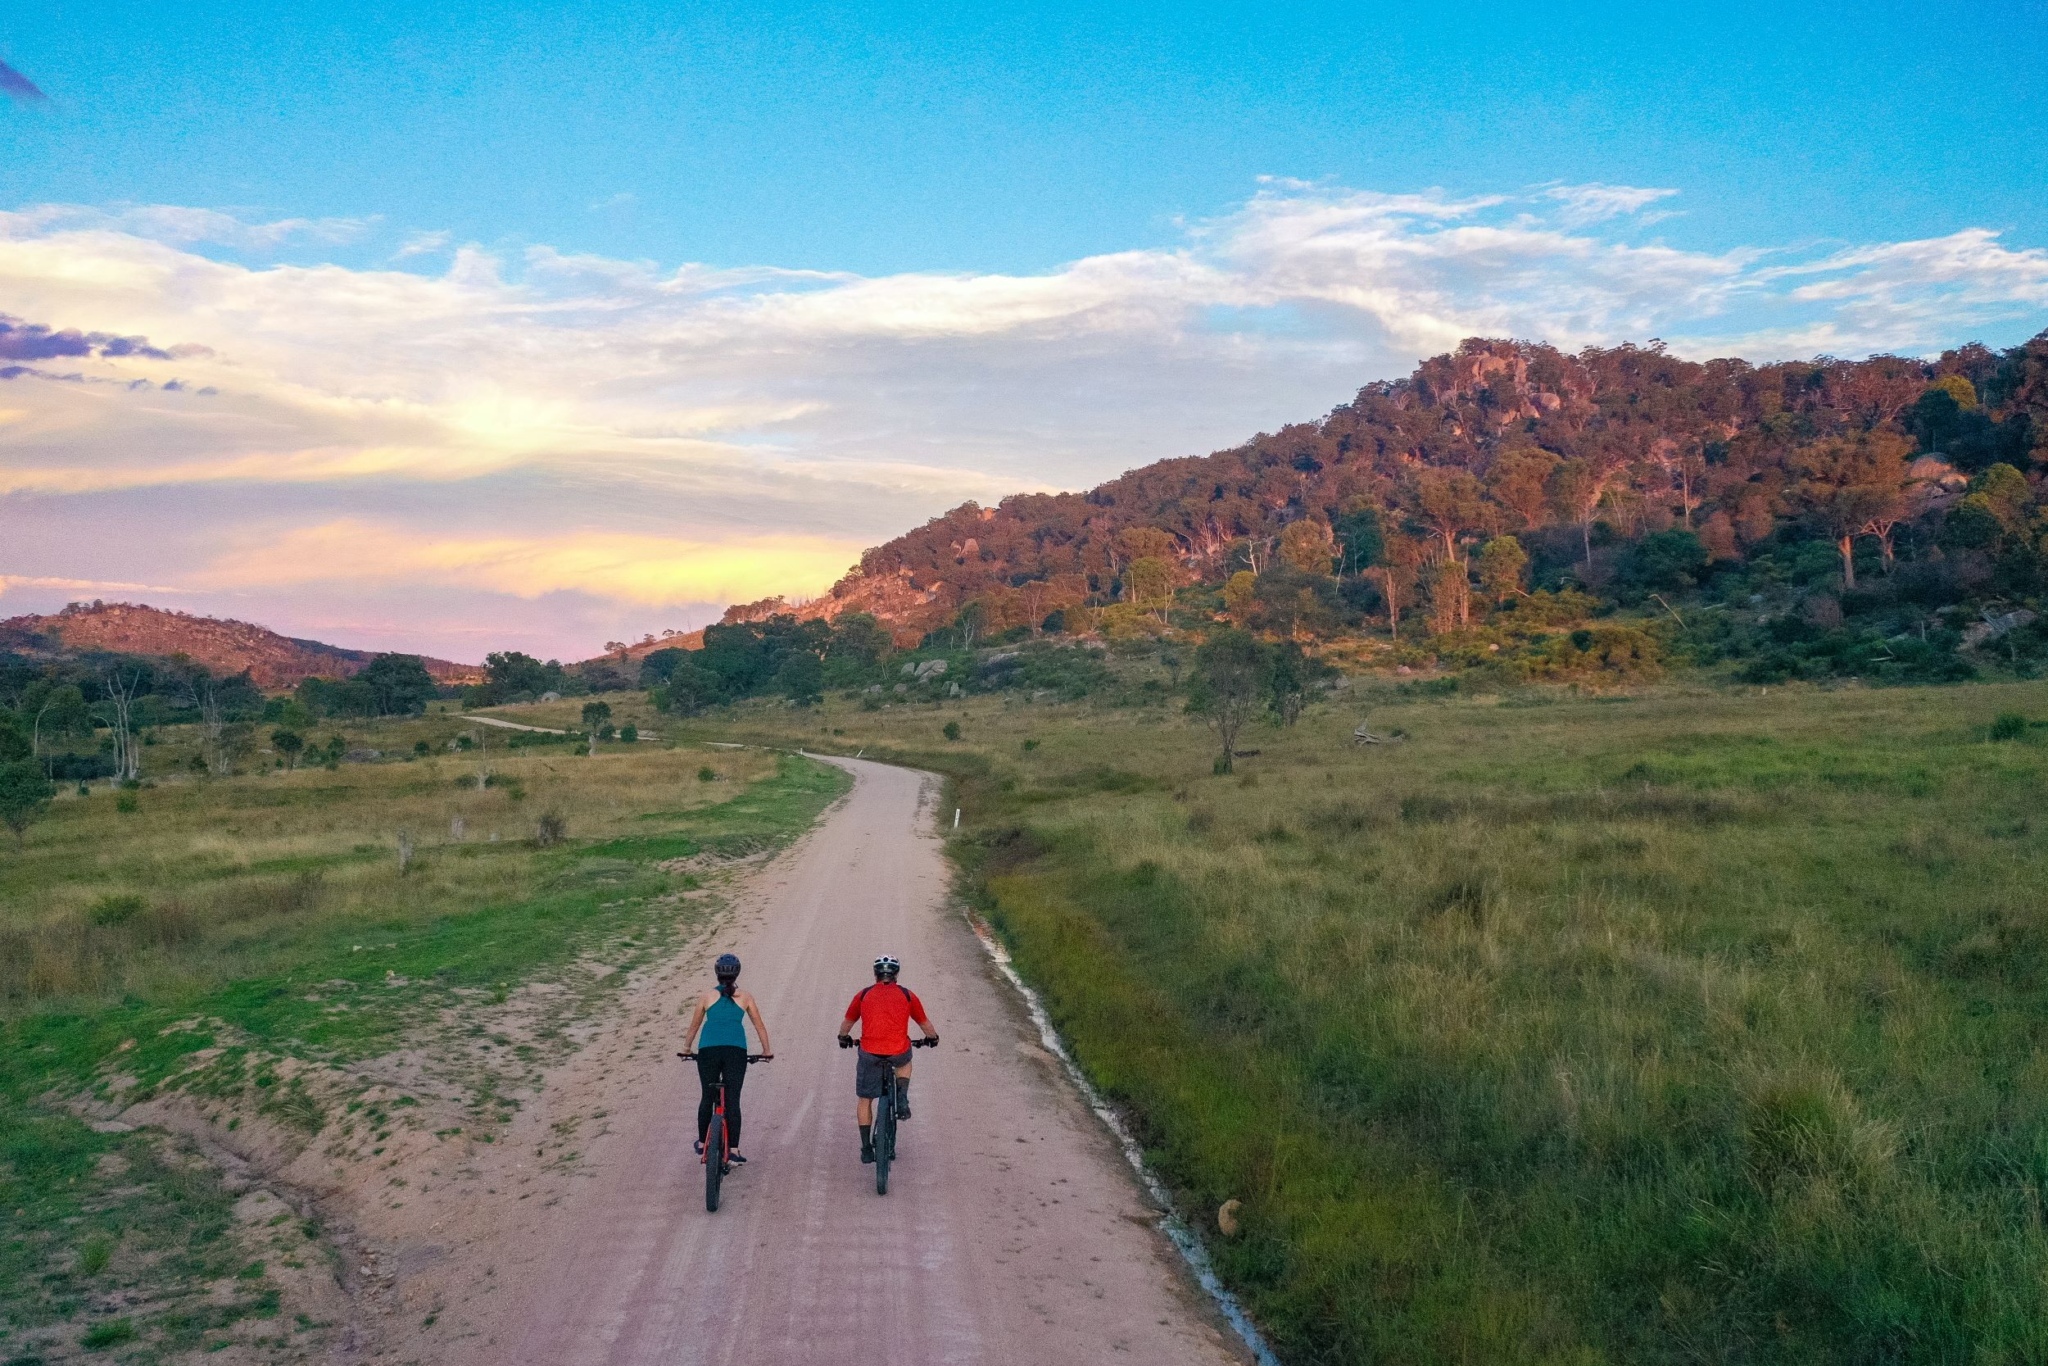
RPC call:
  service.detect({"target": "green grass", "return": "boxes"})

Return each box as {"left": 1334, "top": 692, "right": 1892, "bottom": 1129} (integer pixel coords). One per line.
{"left": 0, "top": 728, "right": 846, "bottom": 1360}
{"left": 708, "top": 680, "right": 2048, "bottom": 1364}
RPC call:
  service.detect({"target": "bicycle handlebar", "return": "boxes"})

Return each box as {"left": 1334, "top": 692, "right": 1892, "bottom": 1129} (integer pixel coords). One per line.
{"left": 677, "top": 1052, "right": 774, "bottom": 1062}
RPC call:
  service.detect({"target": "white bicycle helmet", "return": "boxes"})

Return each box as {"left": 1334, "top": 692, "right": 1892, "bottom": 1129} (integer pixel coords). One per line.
{"left": 873, "top": 954, "right": 901, "bottom": 978}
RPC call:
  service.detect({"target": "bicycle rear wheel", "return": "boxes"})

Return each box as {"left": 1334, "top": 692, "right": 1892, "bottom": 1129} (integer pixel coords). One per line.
{"left": 873, "top": 1093, "right": 893, "bottom": 1196}
{"left": 704, "top": 1114, "right": 726, "bottom": 1212}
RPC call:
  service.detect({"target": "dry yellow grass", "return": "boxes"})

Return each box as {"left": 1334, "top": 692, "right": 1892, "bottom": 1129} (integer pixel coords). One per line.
{"left": 1, "top": 720, "right": 774, "bottom": 1005}
{"left": 708, "top": 677, "right": 2048, "bottom": 1364}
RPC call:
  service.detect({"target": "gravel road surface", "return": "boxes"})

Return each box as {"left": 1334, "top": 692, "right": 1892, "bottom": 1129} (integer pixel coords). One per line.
{"left": 474, "top": 755, "right": 1242, "bottom": 1366}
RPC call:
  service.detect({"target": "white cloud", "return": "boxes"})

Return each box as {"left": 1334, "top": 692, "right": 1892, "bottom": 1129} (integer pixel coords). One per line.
{"left": 394, "top": 230, "right": 452, "bottom": 259}
{"left": 1, "top": 203, "right": 376, "bottom": 252}
{"left": 1543, "top": 182, "right": 1682, "bottom": 226}
{"left": 0, "top": 183, "right": 2042, "bottom": 657}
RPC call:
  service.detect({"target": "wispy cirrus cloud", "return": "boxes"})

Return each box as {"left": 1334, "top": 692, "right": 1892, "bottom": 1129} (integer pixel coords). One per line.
{"left": 3, "top": 203, "right": 376, "bottom": 252}
{"left": 0, "top": 182, "right": 2043, "bottom": 657}
{"left": 1543, "top": 182, "right": 1682, "bottom": 226}
{"left": 393, "top": 230, "right": 452, "bottom": 260}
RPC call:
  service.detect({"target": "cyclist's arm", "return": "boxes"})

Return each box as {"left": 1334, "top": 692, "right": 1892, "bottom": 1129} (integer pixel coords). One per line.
{"left": 837, "top": 1006, "right": 859, "bottom": 1042}
{"left": 909, "top": 991, "right": 938, "bottom": 1043}
{"left": 739, "top": 990, "right": 773, "bottom": 1056}
{"left": 681, "top": 991, "right": 709, "bottom": 1050}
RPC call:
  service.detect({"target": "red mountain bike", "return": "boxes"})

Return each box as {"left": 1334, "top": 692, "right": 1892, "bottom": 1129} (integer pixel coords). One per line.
{"left": 678, "top": 1051, "right": 770, "bottom": 1211}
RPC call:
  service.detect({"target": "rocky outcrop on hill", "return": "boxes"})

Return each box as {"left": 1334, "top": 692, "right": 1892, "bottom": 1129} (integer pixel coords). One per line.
{"left": 0, "top": 602, "right": 484, "bottom": 688}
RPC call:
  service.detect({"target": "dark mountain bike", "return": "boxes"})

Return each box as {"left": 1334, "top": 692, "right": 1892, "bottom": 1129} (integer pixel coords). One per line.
{"left": 872, "top": 1037, "right": 937, "bottom": 1197}
{"left": 678, "top": 1052, "right": 769, "bottom": 1211}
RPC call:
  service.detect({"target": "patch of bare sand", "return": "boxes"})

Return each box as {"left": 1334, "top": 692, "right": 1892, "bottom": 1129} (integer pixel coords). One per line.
{"left": 78, "top": 869, "right": 760, "bottom": 1364}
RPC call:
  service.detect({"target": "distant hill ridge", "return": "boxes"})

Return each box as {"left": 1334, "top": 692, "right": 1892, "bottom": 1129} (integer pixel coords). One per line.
{"left": 0, "top": 602, "right": 485, "bottom": 689}
{"left": 728, "top": 331, "right": 2046, "bottom": 643}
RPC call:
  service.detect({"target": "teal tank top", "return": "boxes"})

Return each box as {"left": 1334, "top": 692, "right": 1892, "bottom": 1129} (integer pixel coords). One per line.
{"left": 701, "top": 991, "right": 748, "bottom": 1050}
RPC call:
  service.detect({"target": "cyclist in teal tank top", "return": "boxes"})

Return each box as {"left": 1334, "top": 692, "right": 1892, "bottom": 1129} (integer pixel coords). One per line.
{"left": 700, "top": 991, "right": 748, "bottom": 1049}
{"left": 682, "top": 954, "right": 774, "bottom": 1163}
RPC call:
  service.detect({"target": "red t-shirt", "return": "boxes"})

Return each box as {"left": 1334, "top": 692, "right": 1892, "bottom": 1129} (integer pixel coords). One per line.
{"left": 845, "top": 982, "right": 928, "bottom": 1056}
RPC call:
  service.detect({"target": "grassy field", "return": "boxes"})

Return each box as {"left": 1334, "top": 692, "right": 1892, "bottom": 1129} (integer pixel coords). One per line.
{"left": 0, "top": 726, "right": 847, "bottom": 1363}
{"left": 705, "top": 678, "right": 2048, "bottom": 1365}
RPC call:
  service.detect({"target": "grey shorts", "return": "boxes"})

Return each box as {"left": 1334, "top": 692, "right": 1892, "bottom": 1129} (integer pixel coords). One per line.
{"left": 855, "top": 1048, "right": 912, "bottom": 1099}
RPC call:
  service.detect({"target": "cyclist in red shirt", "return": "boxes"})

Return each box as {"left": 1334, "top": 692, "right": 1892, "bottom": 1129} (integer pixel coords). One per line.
{"left": 837, "top": 954, "right": 938, "bottom": 1164}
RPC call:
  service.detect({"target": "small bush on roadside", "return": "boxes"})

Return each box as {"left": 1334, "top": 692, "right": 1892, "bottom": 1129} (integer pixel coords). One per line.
{"left": 78, "top": 1233, "right": 114, "bottom": 1275}
{"left": 81, "top": 1318, "right": 136, "bottom": 1349}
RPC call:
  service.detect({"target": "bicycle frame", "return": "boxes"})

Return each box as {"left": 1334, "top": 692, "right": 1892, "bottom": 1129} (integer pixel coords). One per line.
{"left": 861, "top": 1036, "right": 935, "bottom": 1197}
{"left": 679, "top": 1051, "right": 768, "bottom": 1212}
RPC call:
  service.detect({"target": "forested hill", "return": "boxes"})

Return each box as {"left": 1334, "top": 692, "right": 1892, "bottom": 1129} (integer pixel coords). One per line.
{"left": 813, "top": 332, "right": 2048, "bottom": 644}
{"left": 0, "top": 602, "right": 483, "bottom": 689}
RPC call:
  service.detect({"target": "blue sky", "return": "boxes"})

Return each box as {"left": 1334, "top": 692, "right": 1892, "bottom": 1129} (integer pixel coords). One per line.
{"left": 8, "top": 0, "right": 2045, "bottom": 276}
{"left": 3, "top": 2, "right": 2046, "bottom": 658}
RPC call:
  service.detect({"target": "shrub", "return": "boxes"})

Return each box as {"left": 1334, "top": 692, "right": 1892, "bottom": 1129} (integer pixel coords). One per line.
{"left": 1990, "top": 712, "right": 2028, "bottom": 741}
{"left": 88, "top": 894, "right": 146, "bottom": 926}
{"left": 81, "top": 1317, "right": 135, "bottom": 1349}
{"left": 534, "top": 810, "right": 568, "bottom": 847}
{"left": 78, "top": 1233, "right": 114, "bottom": 1275}
{"left": 698, "top": 766, "right": 717, "bottom": 782}
{"left": 0, "top": 759, "right": 56, "bottom": 846}
{"left": 943, "top": 721, "right": 962, "bottom": 741}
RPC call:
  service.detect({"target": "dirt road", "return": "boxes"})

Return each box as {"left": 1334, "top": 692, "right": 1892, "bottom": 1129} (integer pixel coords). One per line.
{"left": 437, "top": 756, "right": 1241, "bottom": 1366}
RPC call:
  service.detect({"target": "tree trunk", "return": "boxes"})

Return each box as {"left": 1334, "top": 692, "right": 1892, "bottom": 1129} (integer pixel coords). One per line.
{"left": 1838, "top": 534, "right": 1857, "bottom": 589}
{"left": 1216, "top": 715, "right": 1238, "bottom": 774}
{"left": 201, "top": 689, "right": 232, "bottom": 776}
{"left": 102, "top": 671, "right": 143, "bottom": 783}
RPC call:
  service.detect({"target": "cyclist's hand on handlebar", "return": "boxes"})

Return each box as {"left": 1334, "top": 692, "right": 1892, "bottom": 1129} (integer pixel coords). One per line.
{"left": 914, "top": 1035, "right": 938, "bottom": 1048}
{"left": 837, "top": 1034, "right": 856, "bottom": 1049}
{"left": 677, "top": 1051, "right": 698, "bottom": 1060}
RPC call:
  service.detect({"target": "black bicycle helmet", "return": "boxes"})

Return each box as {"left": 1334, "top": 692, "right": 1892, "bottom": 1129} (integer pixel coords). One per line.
{"left": 714, "top": 952, "right": 741, "bottom": 978}
{"left": 873, "top": 954, "right": 901, "bottom": 978}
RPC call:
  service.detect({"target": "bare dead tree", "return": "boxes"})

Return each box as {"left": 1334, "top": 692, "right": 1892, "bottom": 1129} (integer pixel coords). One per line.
{"left": 101, "top": 666, "right": 145, "bottom": 783}
{"left": 196, "top": 680, "right": 232, "bottom": 776}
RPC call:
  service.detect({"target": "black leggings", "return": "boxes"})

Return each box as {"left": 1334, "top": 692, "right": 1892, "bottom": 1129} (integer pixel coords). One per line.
{"left": 695, "top": 1046, "right": 749, "bottom": 1149}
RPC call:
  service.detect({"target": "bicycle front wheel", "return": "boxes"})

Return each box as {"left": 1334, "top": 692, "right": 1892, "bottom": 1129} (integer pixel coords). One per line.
{"left": 704, "top": 1114, "right": 726, "bottom": 1212}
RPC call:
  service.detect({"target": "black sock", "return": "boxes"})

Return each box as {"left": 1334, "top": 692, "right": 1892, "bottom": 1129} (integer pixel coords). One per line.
{"left": 897, "top": 1079, "right": 910, "bottom": 1110}
{"left": 859, "top": 1123, "right": 872, "bottom": 1149}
